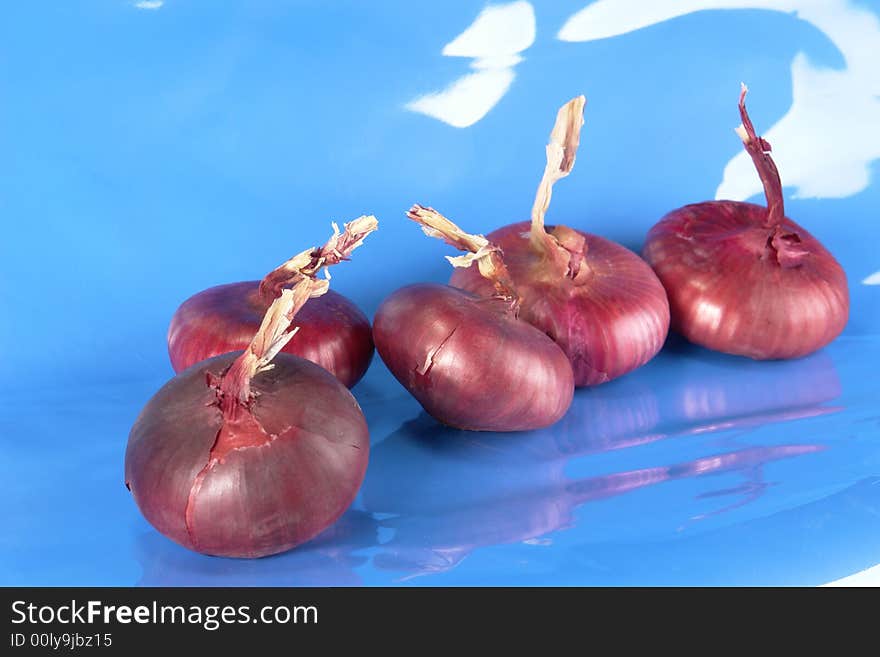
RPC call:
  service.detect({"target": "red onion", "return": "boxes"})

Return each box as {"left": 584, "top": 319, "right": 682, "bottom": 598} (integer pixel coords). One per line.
{"left": 125, "top": 277, "right": 370, "bottom": 558}
{"left": 168, "top": 215, "right": 378, "bottom": 387}
{"left": 643, "top": 85, "right": 849, "bottom": 359}
{"left": 373, "top": 207, "right": 574, "bottom": 432}
{"left": 450, "top": 97, "right": 670, "bottom": 386}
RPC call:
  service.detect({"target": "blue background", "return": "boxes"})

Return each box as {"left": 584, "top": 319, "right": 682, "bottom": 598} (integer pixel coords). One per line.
{"left": 2, "top": 0, "right": 878, "bottom": 585}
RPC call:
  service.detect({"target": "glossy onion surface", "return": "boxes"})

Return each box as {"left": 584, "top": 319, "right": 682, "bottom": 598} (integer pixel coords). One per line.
{"left": 168, "top": 282, "right": 374, "bottom": 388}
{"left": 125, "top": 352, "right": 370, "bottom": 558}
{"left": 643, "top": 201, "right": 849, "bottom": 359}
{"left": 450, "top": 222, "right": 670, "bottom": 386}
{"left": 373, "top": 283, "right": 574, "bottom": 431}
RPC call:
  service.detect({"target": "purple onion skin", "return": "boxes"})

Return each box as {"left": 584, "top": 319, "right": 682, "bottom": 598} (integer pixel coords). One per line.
{"left": 373, "top": 284, "right": 575, "bottom": 432}
{"left": 124, "top": 352, "right": 370, "bottom": 558}
{"left": 643, "top": 201, "right": 849, "bottom": 359}
{"left": 450, "top": 222, "right": 671, "bottom": 387}
{"left": 168, "top": 282, "right": 374, "bottom": 388}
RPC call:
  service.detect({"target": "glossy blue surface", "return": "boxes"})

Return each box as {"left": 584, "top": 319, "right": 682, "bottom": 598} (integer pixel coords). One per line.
{"left": 2, "top": 0, "right": 879, "bottom": 586}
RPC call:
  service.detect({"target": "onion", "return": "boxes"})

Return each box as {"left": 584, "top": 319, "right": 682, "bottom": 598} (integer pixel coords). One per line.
{"left": 450, "top": 96, "right": 670, "bottom": 386}
{"left": 643, "top": 85, "right": 849, "bottom": 359}
{"left": 168, "top": 215, "right": 378, "bottom": 387}
{"left": 373, "top": 207, "right": 574, "bottom": 432}
{"left": 125, "top": 276, "right": 370, "bottom": 558}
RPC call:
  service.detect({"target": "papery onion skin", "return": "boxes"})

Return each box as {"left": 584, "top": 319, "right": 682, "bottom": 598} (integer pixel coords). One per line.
{"left": 450, "top": 222, "right": 670, "bottom": 386}
{"left": 124, "top": 352, "right": 370, "bottom": 558}
{"left": 445, "top": 96, "right": 669, "bottom": 386}
{"left": 168, "top": 283, "right": 373, "bottom": 388}
{"left": 167, "top": 215, "right": 377, "bottom": 387}
{"left": 643, "top": 85, "right": 849, "bottom": 359}
{"left": 643, "top": 201, "right": 848, "bottom": 359}
{"left": 373, "top": 283, "right": 574, "bottom": 432}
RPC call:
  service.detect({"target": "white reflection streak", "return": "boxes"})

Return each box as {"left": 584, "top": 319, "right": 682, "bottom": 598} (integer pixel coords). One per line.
{"left": 695, "top": 298, "right": 723, "bottom": 333}
{"left": 822, "top": 563, "right": 880, "bottom": 587}
{"left": 557, "top": 0, "right": 880, "bottom": 203}
{"left": 406, "top": 2, "right": 536, "bottom": 128}
{"left": 863, "top": 271, "right": 880, "bottom": 286}
{"left": 682, "top": 389, "right": 711, "bottom": 419}
{"left": 134, "top": 0, "right": 164, "bottom": 9}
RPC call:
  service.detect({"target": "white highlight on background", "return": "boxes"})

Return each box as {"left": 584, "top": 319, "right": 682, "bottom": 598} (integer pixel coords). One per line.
{"left": 134, "top": 0, "right": 164, "bottom": 9}
{"left": 823, "top": 563, "right": 880, "bottom": 587}
{"left": 406, "top": 1, "right": 536, "bottom": 128}
{"left": 557, "top": 0, "right": 880, "bottom": 203}
{"left": 863, "top": 271, "right": 880, "bottom": 286}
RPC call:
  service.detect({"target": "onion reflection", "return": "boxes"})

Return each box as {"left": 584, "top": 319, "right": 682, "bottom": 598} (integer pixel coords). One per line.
{"left": 363, "top": 348, "right": 841, "bottom": 579}
{"left": 133, "top": 509, "right": 376, "bottom": 585}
